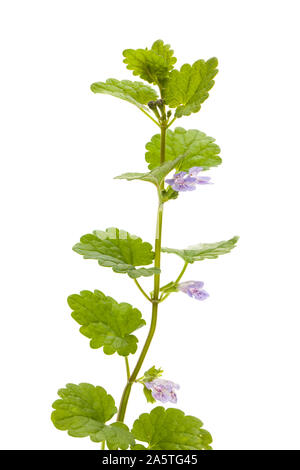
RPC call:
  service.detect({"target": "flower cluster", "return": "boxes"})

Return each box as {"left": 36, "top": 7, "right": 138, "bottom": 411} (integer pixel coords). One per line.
{"left": 178, "top": 281, "right": 209, "bottom": 301}
{"left": 144, "top": 379, "right": 180, "bottom": 404}
{"left": 165, "top": 167, "right": 211, "bottom": 192}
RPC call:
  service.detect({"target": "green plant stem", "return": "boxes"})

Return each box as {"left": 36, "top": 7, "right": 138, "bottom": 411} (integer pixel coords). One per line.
{"left": 125, "top": 356, "right": 130, "bottom": 381}
{"left": 133, "top": 279, "right": 151, "bottom": 302}
{"left": 101, "top": 441, "right": 105, "bottom": 450}
{"left": 116, "top": 123, "right": 166, "bottom": 423}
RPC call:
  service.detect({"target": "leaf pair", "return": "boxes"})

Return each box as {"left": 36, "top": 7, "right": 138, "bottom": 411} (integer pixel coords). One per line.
{"left": 123, "top": 40, "right": 218, "bottom": 118}
{"left": 51, "top": 384, "right": 212, "bottom": 450}
{"left": 92, "top": 39, "right": 218, "bottom": 120}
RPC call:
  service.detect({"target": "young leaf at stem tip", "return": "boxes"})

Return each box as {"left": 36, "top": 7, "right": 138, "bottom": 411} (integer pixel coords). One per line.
{"left": 68, "top": 290, "right": 146, "bottom": 356}
{"left": 145, "top": 127, "right": 221, "bottom": 171}
{"left": 164, "top": 58, "right": 218, "bottom": 117}
{"left": 151, "top": 39, "right": 177, "bottom": 71}
{"left": 162, "top": 236, "right": 239, "bottom": 263}
{"left": 123, "top": 39, "right": 176, "bottom": 91}
{"left": 51, "top": 383, "right": 135, "bottom": 450}
{"left": 73, "top": 227, "right": 160, "bottom": 279}
{"left": 143, "top": 366, "right": 164, "bottom": 381}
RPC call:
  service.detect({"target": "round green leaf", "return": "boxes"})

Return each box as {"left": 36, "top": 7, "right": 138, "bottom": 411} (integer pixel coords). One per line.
{"left": 51, "top": 383, "right": 134, "bottom": 449}
{"left": 162, "top": 236, "right": 239, "bottom": 263}
{"left": 68, "top": 290, "right": 146, "bottom": 356}
{"left": 145, "top": 127, "right": 221, "bottom": 171}
{"left": 132, "top": 407, "right": 212, "bottom": 450}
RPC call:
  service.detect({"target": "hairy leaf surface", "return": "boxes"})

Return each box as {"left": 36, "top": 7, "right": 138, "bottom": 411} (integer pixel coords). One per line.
{"left": 145, "top": 127, "right": 221, "bottom": 171}
{"left": 73, "top": 228, "right": 159, "bottom": 279}
{"left": 162, "top": 236, "right": 239, "bottom": 263}
{"left": 164, "top": 58, "right": 218, "bottom": 117}
{"left": 51, "top": 383, "right": 134, "bottom": 449}
{"left": 90, "top": 79, "right": 158, "bottom": 110}
{"left": 68, "top": 290, "right": 146, "bottom": 356}
{"left": 132, "top": 407, "right": 212, "bottom": 450}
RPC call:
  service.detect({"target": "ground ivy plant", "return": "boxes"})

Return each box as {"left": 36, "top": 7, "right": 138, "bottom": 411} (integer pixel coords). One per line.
{"left": 51, "top": 40, "right": 239, "bottom": 451}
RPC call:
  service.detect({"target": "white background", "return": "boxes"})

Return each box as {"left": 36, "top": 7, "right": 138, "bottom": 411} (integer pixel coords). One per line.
{"left": 1, "top": 0, "right": 299, "bottom": 451}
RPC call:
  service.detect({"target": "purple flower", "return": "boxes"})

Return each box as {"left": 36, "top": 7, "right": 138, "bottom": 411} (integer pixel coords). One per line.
{"left": 144, "top": 379, "right": 180, "bottom": 404}
{"left": 165, "top": 167, "right": 211, "bottom": 192}
{"left": 178, "top": 281, "right": 209, "bottom": 301}
{"left": 188, "top": 167, "right": 211, "bottom": 185}
{"left": 165, "top": 171, "right": 196, "bottom": 192}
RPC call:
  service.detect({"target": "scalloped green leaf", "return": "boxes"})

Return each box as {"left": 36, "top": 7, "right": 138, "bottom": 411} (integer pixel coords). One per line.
{"left": 123, "top": 40, "right": 175, "bottom": 87}
{"left": 105, "top": 422, "right": 136, "bottom": 450}
{"left": 73, "top": 227, "right": 159, "bottom": 279}
{"left": 90, "top": 79, "right": 158, "bottom": 110}
{"left": 145, "top": 127, "right": 221, "bottom": 171}
{"left": 162, "top": 236, "right": 239, "bottom": 263}
{"left": 51, "top": 383, "right": 134, "bottom": 450}
{"left": 115, "top": 155, "right": 185, "bottom": 186}
{"left": 151, "top": 39, "right": 177, "bottom": 70}
{"left": 123, "top": 48, "right": 168, "bottom": 85}
{"left": 164, "top": 58, "right": 218, "bottom": 117}
{"left": 132, "top": 407, "right": 212, "bottom": 450}
{"left": 68, "top": 290, "right": 145, "bottom": 356}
